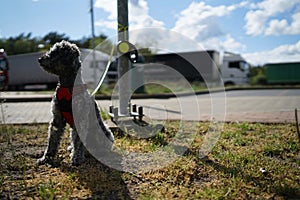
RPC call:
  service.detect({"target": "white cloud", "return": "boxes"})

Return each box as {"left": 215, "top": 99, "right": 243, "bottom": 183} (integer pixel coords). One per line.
{"left": 94, "top": 0, "right": 164, "bottom": 32}
{"left": 171, "top": 1, "right": 247, "bottom": 52}
{"left": 129, "top": 28, "right": 205, "bottom": 53}
{"left": 172, "top": 2, "right": 238, "bottom": 41}
{"left": 200, "top": 34, "right": 246, "bottom": 53}
{"left": 222, "top": 35, "right": 246, "bottom": 52}
{"left": 265, "top": 19, "right": 288, "bottom": 35}
{"left": 95, "top": 19, "right": 116, "bottom": 30}
{"left": 244, "top": 0, "right": 300, "bottom": 36}
{"left": 243, "top": 40, "right": 300, "bottom": 65}
{"left": 244, "top": 10, "right": 268, "bottom": 35}
{"left": 94, "top": 0, "right": 117, "bottom": 20}
{"left": 128, "top": 0, "right": 164, "bottom": 29}
{"left": 289, "top": 12, "right": 300, "bottom": 34}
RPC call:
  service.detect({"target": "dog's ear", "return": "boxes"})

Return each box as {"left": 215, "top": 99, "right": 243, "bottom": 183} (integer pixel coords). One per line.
{"left": 70, "top": 43, "right": 80, "bottom": 57}
{"left": 58, "top": 41, "right": 81, "bottom": 66}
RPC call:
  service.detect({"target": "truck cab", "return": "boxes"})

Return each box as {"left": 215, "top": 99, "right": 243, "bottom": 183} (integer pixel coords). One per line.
{"left": 221, "top": 52, "right": 249, "bottom": 86}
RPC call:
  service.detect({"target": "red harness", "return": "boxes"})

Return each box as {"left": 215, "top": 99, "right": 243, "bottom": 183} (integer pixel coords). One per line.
{"left": 56, "top": 84, "right": 87, "bottom": 126}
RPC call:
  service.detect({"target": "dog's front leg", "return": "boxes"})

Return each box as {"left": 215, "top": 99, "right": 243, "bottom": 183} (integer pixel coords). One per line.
{"left": 70, "top": 128, "right": 86, "bottom": 166}
{"left": 37, "top": 98, "right": 66, "bottom": 165}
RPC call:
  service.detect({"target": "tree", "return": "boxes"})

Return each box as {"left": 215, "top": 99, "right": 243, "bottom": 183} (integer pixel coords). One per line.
{"left": 249, "top": 65, "right": 267, "bottom": 85}
{"left": 0, "top": 32, "right": 110, "bottom": 55}
{"left": 73, "top": 34, "right": 108, "bottom": 49}
{"left": 43, "top": 32, "right": 70, "bottom": 45}
{"left": 0, "top": 33, "right": 42, "bottom": 55}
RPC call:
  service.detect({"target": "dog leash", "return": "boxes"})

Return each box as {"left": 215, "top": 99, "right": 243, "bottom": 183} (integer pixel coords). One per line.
{"left": 91, "top": 41, "right": 138, "bottom": 96}
{"left": 91, "top": 43, "right": 115, "bottom": 96}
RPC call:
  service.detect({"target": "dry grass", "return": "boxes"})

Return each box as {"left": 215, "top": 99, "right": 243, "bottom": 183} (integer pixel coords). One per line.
{"left": 0, "top": 122, "right": 299, "bottom": 199}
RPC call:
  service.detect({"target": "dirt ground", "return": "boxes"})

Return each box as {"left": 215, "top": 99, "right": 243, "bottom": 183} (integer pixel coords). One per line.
{"left": 1, "top": 122, "right": 300, "bottom": 199}
{"left": 0, "top": 124, "right": 136, "bottom": 199}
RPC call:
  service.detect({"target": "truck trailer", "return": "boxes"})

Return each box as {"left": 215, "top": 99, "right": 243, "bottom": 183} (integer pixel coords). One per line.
{"left": 266, "top": 62, "right": 300, "bottom": 84}
{"left": 143, "top": 50, "right": 249, "bottom": 86}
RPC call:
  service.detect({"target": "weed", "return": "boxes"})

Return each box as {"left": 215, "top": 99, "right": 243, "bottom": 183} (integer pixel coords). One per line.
{"left": 36, "top": 180, "right": 57, "bottom": 200}
{"left": 150, "top": 132, "right": 167, "bottom": 146}
{"left": 69, "top": 173, "right": 76, "bottom": 181}
{"left": 100, "top": 108, "right": 110, "bottom": 121}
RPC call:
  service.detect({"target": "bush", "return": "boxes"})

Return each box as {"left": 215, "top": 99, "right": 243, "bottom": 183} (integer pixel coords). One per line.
{"left": 250, "top": 73, "right": 267, "bottom": 85}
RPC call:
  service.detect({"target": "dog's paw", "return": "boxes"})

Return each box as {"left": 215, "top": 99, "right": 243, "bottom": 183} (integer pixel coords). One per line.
{"left": 67, "top": 145, "right": 73, "bottom": 152}
{"left": 70, "top": 152, "right": 85, "bottom": 166}
{"left": 70, "top": 157, "right": 85, "bottom": 166}
{"left": 36, "top": 156, "right": 51, "bottom": 165}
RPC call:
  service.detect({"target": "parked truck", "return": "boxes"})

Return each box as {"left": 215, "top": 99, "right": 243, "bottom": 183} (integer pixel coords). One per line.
{"left": 221, "top": 51, "right": 250, "bottom": 86}
{"left": 8, "top": 52, "right": 57, "bottom": 90}
{"left": 143, "top": 50, "right": 249, "bottom": 86}
{"left": 266, "top": 62, "right": 300, "bottom": 84}
{"left": 8, "top": 49, "right": 110, "bottom": 90}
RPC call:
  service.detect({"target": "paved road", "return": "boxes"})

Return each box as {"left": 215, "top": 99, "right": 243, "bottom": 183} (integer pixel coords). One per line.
{"left": 0, "top": 89, "right": 299, "bottom": 124}
{"left": 132, "top": 89, "right": 300, "bottom": 123}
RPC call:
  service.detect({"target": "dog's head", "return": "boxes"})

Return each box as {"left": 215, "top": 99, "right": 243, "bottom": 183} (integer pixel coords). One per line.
{"left": 38, "top": 40, "right": 81, "bottom": 76}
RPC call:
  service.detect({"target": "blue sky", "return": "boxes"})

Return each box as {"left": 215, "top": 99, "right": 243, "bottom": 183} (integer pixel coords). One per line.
{"left": 1, "top": 0, "right": 300, "bottom": 65}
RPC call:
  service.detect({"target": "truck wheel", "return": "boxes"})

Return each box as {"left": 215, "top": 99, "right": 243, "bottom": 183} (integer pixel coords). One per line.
{"left": 225, "top": 82, "right": 235, "bottom": 87}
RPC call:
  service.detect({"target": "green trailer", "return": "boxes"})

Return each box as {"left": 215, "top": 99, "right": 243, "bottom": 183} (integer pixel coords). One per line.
{"left": 266, "top": 62, "right": 300, "bottom": 84}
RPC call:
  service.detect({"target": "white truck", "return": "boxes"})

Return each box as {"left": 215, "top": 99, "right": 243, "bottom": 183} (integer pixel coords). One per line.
{"left": 221, "top": 51, "right": 250, "bottom": 86}
{"left": 142, "top": 50, "right": 249, "bottom": 86}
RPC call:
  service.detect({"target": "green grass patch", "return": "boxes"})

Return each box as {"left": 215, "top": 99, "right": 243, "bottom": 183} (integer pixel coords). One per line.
{"left": 0, "top": 122, "right": 299, "bottom": 199}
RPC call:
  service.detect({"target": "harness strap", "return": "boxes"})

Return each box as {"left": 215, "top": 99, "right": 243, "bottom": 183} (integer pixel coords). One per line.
{"left": 56, "top": 84, "right": 87, "bottom": 126}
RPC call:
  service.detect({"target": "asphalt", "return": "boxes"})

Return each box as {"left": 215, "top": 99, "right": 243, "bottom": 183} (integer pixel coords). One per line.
{"left": 0, "top": 89, "right": 300, "bottom": 124}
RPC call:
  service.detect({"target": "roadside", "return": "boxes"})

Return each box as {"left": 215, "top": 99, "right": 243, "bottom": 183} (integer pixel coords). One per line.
{"left": 1, "top": 86, "right": 300, "bottom": 102}
{"left": 1, "top": 89, "right": 299, "bottom": 124}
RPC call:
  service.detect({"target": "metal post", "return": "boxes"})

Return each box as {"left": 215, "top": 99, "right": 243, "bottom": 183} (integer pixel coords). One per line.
{"left": 90, "top": 0, "right": 97, "bottom": 87}
{"left": 117, "top": 0, "right": 130, "bottom": 115}
{"left": 295, "top": 108, "right": 300, "bottom": 143}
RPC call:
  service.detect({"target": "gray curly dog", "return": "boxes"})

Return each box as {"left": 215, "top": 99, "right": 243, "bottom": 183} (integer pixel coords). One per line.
{"left": 37, "top": 40, "right": 114, "bottom": 166}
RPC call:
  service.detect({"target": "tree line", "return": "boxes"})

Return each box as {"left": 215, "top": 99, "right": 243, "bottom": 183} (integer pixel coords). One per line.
{"left": 0, "top": 32, "right": 108, "bottom": 55}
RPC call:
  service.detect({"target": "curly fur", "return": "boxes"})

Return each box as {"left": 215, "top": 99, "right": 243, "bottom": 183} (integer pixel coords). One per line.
{"left": 37, "top": 40, "right": 114, "bottom": 166}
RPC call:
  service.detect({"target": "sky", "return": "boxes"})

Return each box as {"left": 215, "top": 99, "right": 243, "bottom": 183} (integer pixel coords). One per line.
{"left": 1, "top": 0, "right": 300, "bottom": 66}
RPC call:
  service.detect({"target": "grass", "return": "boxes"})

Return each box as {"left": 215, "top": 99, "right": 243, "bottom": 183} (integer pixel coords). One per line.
{"left": 0, "top": 122, "right": 299, "bottom": 199}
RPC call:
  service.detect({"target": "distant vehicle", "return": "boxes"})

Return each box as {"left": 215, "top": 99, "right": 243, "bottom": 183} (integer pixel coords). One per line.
{"left": 8, "top": 52, "right": 57, "bottom": 90}
{"left": 265, "top": 62, "right": 300, "bottom": 84}
{"left": 7, "top": 49, "right": 110, "bottom": 90}
{"left": 0, "top": 49, "right": 9, "bottom": 90}
{"left": 221, "top": 51, "right": 250, "bottom": 86}
{"left": 142, "top": 50, "right": 249, "bottom": 86}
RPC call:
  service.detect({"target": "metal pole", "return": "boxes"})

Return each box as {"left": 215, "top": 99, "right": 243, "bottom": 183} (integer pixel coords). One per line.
{"left": 295, "top": 108, "right": 300, "bottom": 143}
{"left": 117, "top": 0, "right": 130, "bottom": 115}
{"left": 90, "top": 0, "right": 97, "bottom": 87}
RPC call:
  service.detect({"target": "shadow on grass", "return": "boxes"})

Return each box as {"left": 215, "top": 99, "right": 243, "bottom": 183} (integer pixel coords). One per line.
{"left": 60, "top": 157, "right": 132, "bottom": 200}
